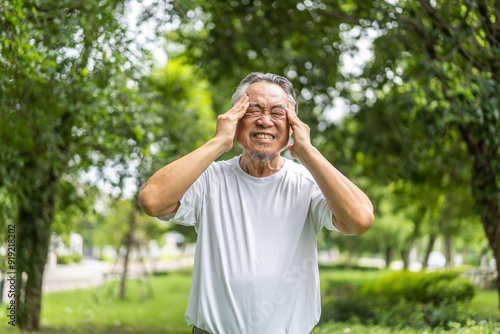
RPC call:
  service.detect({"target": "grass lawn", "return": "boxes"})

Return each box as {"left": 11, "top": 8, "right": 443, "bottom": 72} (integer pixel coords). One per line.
{"left": 1, "top": 267, "right": 498, "bottom": 333}
{"left": 470, "top": 289, "right": 499, "bottom": 319}
{"left": 2, "top": 270, "right": 193, "bottom": 334}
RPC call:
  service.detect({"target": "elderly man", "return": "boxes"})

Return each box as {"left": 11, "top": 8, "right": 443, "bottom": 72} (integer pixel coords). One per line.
{"left": 139, "top": 72, "right": 374, "bottom": 334}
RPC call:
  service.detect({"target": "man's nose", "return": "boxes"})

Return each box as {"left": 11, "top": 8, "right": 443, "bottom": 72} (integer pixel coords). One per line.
{"left": 256, "top": 113, "right": 274, "bottom": 127}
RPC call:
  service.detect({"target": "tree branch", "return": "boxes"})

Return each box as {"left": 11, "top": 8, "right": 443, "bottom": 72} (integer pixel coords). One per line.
{"left": 457, "top": 123, "right": 480, "bottom": 158}
{"left": 418, "top": 0, "right": 491, "bottom": 74}
{"left": 398, "top": 15, "right": 437, "bottom": 59}
{"left": 495, "top": 0, "right": 500, "bottom": 31}
{"left": 477, "top": 0, "right": 499, "bottom": 46}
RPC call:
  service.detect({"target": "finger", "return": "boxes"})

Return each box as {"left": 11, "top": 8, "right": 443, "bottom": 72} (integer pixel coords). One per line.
{"left": 234, "top": 94, "right": 249, "bottom": 109}
{"left": 230, "top": 94, "right": 249, "bottom": 115}
{"left": 286, "top": 102, "right": 299, "bottom": 125}
{"left": 237, "top": 93, "right": 248, "bottom": 103}
{"left": 236, "top": 100, "right": 249, "bottom": 119}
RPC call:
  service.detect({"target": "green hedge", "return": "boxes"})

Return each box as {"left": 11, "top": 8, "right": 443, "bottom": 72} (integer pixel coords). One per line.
{"left": 58, "top": 253, "right": 82, "bottom": 265}
{"left": 322, "top": 271, "right": 475, "bottom": 329}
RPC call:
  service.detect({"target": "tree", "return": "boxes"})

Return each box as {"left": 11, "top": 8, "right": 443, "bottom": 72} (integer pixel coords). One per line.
{"left": 350, "top": 0, "right": 500, "bottom": 305}
{"left": 0, "top": 0, "right": 148, "bottom": 329}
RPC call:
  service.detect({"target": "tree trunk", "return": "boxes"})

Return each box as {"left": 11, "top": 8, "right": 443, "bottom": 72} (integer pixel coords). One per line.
{"left": 119, "top": 207, "right": 137, "bottom": 300}
{"left": 460, "top": 127, "right": 500, "bottom": 309}
{"left": 384, "top": 247, "right": 393, "bottom": 268}
{"left": 401, "top": 208, "right": 426, "bottom": 270}
{"left": 422, "top": 234, "right": 436, "bottom": 270}
{"left": 471, "top": 162, "right": 500, "bottom": 309}
{"left": 401, "top": 238, "right": 416, "bottom": 270}
{"left": 444, "top": 234, "right": 454, "bottom": 269}
{"left": 15, "top": 167, "right": 57, "bottom": 330}
{"left": 344, "top": 238, "right": 354, "bottom": 269}
{"left": 401, "top": 248, "right": 409, "bottom": 270}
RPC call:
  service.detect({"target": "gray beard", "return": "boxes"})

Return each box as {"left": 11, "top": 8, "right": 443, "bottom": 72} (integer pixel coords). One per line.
{"left": 247, "top": 150, "right": 277, "bottom": 162}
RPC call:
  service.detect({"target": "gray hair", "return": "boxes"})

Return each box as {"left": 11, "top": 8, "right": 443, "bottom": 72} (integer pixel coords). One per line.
{"left": 231, "top": 72, "right": 298, "bottom": 114}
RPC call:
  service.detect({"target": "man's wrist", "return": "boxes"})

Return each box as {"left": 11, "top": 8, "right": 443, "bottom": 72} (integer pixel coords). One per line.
{"left": 293, "top": 143, "right": 316, "bottom": 163}
{"left": 207, "top": 137, "right": 231, "bottom": 158}
{"left": 296, "top": 144, "right": 323, "bottom": 167}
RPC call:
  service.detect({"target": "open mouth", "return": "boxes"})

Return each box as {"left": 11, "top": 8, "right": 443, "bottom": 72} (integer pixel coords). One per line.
{"left": 253, "top": 132, "right": 275, "bottom": 140}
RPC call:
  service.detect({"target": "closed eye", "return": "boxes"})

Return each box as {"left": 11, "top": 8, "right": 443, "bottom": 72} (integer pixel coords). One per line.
{"left": 271, "top": 110, "right": 286, "bottom": 119}
{"left": 245, "top": 110, "right": 261, "bottom": 117}
{"left": 244, "top": 106, "right": 286, "bottom": 121}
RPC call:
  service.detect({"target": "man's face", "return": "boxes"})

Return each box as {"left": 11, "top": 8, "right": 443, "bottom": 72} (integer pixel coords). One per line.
{"left": 236, "top": 81, "right": 291, "bottom": 160}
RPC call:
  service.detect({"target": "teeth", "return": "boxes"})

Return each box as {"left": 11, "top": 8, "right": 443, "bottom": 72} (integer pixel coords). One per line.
{"left": 255, "top": 134, "right": 273, "bottom": 139}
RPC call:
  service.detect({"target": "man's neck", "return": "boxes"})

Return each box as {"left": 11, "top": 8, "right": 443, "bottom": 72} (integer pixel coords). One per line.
{"left": 239, "top": 153, "right": 285, "bottom": 178}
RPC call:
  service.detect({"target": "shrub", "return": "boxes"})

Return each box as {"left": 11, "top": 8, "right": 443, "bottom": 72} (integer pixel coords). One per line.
{"left": 58, "top": 253, "right": 83, "bottom": 264}
{"left": 58, "top": 255, "right": 72, "bottom": 264}
{"left": 97, "top": 253, "right": 113, "bottom": 262}
{"left": 71, "top": 253, "right": 82, "bottom": 263}
{"left": 322, "top": 270, "right": 475, "bottom": 329}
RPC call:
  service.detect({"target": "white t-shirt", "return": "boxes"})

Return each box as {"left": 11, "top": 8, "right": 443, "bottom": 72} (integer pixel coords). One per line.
{"left": 160, "top": 156, "right": 337, "bottom": 334}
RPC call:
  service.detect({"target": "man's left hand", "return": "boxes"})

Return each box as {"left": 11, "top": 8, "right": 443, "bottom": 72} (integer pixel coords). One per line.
{"left": 286, "top": 103, "right": 313, "bottom": 161}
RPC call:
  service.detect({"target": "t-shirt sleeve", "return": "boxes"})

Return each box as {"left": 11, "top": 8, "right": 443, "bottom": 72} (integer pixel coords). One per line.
{"left": 156, "top": 166, "right": 210, "bottom": 228}
{"left": 310, "top": 185, "right": 339, "bottom": 234}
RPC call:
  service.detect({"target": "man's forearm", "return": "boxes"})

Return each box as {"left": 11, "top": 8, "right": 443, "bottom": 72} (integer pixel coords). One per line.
{"left": 298, "top": 145, "right": 374, "bottom": 235}
{"left": 139, "top": 137, "right": 227, "bottom": 217}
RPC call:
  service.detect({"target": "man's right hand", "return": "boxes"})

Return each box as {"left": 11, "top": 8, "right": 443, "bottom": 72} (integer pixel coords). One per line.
{"left": 214, "top": 94, "right": 249, "bottom": 152}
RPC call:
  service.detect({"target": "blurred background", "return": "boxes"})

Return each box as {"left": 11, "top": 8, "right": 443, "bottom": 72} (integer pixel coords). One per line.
{"left": 0, "top": 0, "right": 499, "bottom": 333}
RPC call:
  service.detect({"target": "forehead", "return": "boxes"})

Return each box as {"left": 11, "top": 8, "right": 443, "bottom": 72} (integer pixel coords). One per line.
{"left": 246, "top": 81, "right": 288, "bottom": 106}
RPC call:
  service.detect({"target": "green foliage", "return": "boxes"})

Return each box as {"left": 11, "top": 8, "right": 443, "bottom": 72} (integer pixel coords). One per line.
{"left": 91, "top": 198, "right": 168, "bottom": 250}
{"left": 57, "top": 254, "right": 82, "bottom": 265}
{"left": 318, "top": 268, "right": 387, "bottom": 296}
{"left": 321, "top": 185, "right": 415, "bottom": 262}
{"left": 315, "top": 320, "right": 500, "bottom": 334}
{"left": 350, "top": 0, "right": 500, "bottom": 290}
{"left": 144, "top": 57, "right": 216, "bottom": 162}
{"left": 364, "top": 271, "right": 474, "bottom": 305}
{"left": 0, "top": 0, "right": 142, "bottom": 184}
{"left": 92, "top": 199, "right": 134, "bottom": 249}
{"left": 323, "top": 270, "right": 475, "bottom": 329}
{"left": 52, "top": 185, "right": 104, "bottom": 248}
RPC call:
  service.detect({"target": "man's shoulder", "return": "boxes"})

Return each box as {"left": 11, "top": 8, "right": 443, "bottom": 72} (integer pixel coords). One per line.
{"left": 209, "top": 156, "right": 239, "bottom": 173}
{"left": 284, "top": 158, "right": 316, "bottom": 183}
